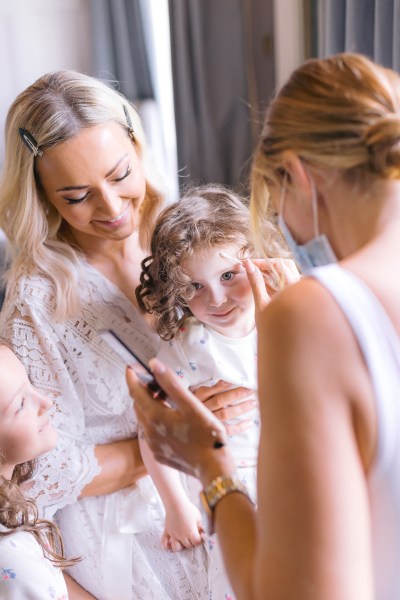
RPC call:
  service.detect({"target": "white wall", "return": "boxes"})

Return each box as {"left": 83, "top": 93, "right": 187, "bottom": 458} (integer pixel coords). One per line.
{"left": 0, "top": 0, "right": 92, "bottom": 167}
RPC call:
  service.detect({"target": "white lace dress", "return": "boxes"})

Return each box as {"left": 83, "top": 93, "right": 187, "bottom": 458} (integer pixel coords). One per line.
{"left": 0, "top": 261, "right": 211, "bottom": 600}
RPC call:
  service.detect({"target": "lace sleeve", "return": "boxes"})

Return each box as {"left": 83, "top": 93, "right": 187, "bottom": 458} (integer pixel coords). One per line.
{"left": 0, "top": 281, "right": 101, "bottom": 520}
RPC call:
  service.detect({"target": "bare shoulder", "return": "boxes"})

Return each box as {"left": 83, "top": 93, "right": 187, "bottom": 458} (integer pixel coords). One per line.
{"left": 254, "top": 276, "right": 376, "bottom": 598}
{"left": 260, "top": 276, "right": 359, "bottom": 363}
{"left": 258, "top": 275, "right": 376, "bottom": 469}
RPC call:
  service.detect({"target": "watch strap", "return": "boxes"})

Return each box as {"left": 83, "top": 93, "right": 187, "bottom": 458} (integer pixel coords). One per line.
{"left": 200, "top": 474, "right": 252, "bottom": 534}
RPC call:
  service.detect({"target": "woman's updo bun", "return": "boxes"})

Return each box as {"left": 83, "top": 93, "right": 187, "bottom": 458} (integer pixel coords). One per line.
{"left": 365, "top": 115, "right": 400, "bottom": 178}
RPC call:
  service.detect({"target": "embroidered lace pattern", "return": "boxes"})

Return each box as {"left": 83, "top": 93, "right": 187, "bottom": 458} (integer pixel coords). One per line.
{"left": 0, "top": 261, "right": 230, "bottom": 599}
{"left": 0, "top": 262, "right": 157, "bottom": 515}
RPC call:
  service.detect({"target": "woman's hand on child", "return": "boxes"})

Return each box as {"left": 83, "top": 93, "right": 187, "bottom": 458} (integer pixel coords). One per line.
{"left": 193, "top": 380, "right": 257, "bottom": 436}
{"left": 244, "top": 257, "right": 300, "bottom": 323}
{"left": 162, "top": 499, "right": 205, "bottom": 552}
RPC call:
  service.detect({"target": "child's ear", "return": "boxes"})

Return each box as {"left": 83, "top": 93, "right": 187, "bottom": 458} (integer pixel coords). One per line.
{"left": 280, "top": 150, "right": 313, "bottom": 200}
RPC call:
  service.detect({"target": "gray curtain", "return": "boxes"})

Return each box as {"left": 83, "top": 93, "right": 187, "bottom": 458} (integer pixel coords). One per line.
{"left": 89, "top": 0, "right": 154, "bottom": 100}
{"left": 168, "top": 0, "right": 275, "bottom": 189}
{"left": 313, "top": 0, "right": 400, "bottom": 70}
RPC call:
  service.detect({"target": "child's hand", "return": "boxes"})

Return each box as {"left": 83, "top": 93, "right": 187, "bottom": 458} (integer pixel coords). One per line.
{"left": 161, "top": 499, "right": 205, "bottom": 552}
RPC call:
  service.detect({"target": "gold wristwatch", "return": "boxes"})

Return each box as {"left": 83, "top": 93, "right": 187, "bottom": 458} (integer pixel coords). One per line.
{"left": 200, "top": 474, "right": 252, "bottom": 535}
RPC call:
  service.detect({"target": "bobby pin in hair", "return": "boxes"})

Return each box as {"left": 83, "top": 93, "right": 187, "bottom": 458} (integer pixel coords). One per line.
{"left": 123, "top": 105, "right": 135, "bottom": 140}
{"left": 219, "top": 251, "right": 243, "bottom": 266}
{"left": 18, "top": 128, "right": 43, "bottom": 157}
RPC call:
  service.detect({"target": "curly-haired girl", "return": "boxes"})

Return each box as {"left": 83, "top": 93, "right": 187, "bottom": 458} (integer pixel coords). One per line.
{"left": 0, "top": 339, "right": 95, "bottom": 599}
{"left": 136, "top": 184, "right": 274, "bottom": 595}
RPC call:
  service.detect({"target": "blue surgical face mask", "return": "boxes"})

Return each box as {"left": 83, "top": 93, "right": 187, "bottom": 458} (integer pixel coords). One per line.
{"left": 278, "top": 173, "right": 337, "bottom": 274}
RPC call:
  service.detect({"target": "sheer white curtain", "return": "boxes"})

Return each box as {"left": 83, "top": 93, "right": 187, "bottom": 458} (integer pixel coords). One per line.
{"left": 90, "top": 0, "right": 178, "bottom": 202}
{"left": 139, "top": 0, "right": 179, "bottom": 202}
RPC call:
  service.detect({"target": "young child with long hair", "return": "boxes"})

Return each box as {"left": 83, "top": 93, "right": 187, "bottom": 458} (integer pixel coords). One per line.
{"left": 136, "top": 184, "right": 283, "bottom": 596}
{"left": 0, "top": 338, "right": 93, "bottom": 599}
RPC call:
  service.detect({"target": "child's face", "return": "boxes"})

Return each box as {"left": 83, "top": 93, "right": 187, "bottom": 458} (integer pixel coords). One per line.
{"left": 182, "top": 243, "right": 255, "bottom": 338}
{"left": 0, "top": 346, "right": 57, "bottom": 479}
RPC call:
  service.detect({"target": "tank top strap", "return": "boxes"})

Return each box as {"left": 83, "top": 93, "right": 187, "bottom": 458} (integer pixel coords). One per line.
{"left": 310, "top": 263, "right": 400, "bottom": 474}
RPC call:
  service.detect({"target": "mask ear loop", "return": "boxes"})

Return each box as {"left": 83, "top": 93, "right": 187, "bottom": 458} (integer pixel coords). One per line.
{"left": 272, "top": 171, "right": 289, "bottom": 290}
{"left": 304, "top": 166, "right": 320, "bottom": 237}
{"left": 310, "top": 179, "right": 320, "bottom": 237}
{"left": 279, "top": 172, "right": 288, "bottom": 218}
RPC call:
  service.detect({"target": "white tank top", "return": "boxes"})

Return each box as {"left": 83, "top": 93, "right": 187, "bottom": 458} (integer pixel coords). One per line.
{"left": 312, "top": 264, "right": 400, "bottom": 600}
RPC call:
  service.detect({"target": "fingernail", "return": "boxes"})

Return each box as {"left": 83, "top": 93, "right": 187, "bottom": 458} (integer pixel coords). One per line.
{"left": 244, "top": 258, "right": 255, "bottom": 273}
{"left": 149, "top": 358, "right": 166, "bottom": 374}
{"left": 213, "top": 440, "right": 225, "bottom": 449}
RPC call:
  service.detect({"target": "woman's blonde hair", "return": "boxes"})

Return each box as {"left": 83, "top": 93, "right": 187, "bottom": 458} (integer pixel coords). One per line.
{"left": 0, "top": 338, "right": 78, "bottom": 567}
{"left": 251, "top": 52, "right": 400, "bottom": 255}
{"left": 0, "top": 70, "right": 166, "bottom": 321}
{"left": 136, "top": 184, "right": 254, "bottom": 340}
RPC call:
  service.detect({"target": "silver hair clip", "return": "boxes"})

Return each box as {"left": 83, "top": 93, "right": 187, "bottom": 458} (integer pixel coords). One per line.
{"left": 19, "top": 128, "right": 43, "bottom": 157}
{"left": 123, "top": 105, "right": 135, "bottom": 140}
{"left": 175, "top": 306, "right": 185, "bottom": 320}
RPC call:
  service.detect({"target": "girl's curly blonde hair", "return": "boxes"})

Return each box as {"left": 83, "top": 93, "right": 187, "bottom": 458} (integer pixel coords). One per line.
{"left": 136, "top": 185, "right": 253, "bottom": 340}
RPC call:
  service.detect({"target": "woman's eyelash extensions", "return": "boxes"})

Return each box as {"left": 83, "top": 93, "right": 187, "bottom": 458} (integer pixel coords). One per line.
{"left": 114, "top": 166, "right": 131, "bottom": 182}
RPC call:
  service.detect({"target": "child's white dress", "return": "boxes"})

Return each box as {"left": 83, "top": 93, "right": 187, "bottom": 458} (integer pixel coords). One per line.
{"left": 158, "top": 317, "right": 259, "bottom": 500}
{"left": 157, "top": 317, "right": 260, "bottom": 599}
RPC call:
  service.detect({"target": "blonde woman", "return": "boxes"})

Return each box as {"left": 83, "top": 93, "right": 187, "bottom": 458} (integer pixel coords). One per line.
{"left": 130, "top": 53, "right": 400, "bottom": 600}
{"left": 0, "top": 71, "right": 254, "bottom": 599}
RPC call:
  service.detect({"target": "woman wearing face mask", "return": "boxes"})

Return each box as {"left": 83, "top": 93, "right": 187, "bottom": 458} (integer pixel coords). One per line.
{"left": 129, "top": 52, "right": 400, "bottom": 600}
{"left": 0, "top": 70, "right": 256, "bottom": 600}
